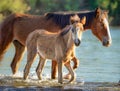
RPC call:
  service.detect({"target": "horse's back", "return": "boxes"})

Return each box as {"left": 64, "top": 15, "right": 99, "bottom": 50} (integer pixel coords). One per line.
{"left": 26, "top": 29, "right": 57, "bottom": 59}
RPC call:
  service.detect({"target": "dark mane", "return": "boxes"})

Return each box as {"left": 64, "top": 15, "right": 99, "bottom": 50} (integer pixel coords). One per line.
{"left": 45, "top": 11, "right": 96, "bottom": 29}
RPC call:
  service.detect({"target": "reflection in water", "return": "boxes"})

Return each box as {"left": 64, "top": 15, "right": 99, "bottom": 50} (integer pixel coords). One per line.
{"left": 0, "top": 27, "right": 120, "bottom": 83}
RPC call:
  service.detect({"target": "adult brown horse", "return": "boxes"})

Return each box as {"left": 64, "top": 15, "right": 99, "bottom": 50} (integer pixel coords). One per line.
{"left": 0, "top": 8, "right": 112, "bottom": 78}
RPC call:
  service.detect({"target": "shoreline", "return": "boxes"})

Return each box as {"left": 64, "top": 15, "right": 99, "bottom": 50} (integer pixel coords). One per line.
{"left": 0, "top": 76, "right": 120, "bottom": 91}
{"left": 0, "top": 82, "right": 120, "bottom": 91}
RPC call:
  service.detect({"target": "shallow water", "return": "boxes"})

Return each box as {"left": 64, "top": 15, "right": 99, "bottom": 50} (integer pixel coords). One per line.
{"left": 0, "top": 27, "right": 120, "bottom": 84}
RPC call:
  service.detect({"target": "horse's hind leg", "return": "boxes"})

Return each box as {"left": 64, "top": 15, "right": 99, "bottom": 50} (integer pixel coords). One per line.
{"left": 11, "top": 40, "right": 25, "bottom": 74}
{"left": 58, "top": 60, "right": 63, "bottom": 84}
{"left": 36, "top": 56, "right": 46, "bottom": 80}
{"left": 51, "top": 60, "right": 58, "bottom": 79}
{"left": 64, "top": 61, "right": 75, "bottom": 83}
{"left": 24, "top": 46, "right": 37, "bottom": 80}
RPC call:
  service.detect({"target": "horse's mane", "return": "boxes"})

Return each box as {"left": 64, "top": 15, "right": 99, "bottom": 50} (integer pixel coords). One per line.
{"left": 45, "top": 11, "right": 96, "bottom": 28}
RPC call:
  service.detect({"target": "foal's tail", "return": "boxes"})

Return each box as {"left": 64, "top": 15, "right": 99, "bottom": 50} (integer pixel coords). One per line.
{"left": 0, "top": 14, "right": 17, "bottom": 61}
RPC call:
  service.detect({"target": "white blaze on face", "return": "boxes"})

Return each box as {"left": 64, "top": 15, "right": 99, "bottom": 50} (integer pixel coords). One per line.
{"left": 103, "top": 17, "right": 112, "bottom": 43}
{"left": 71, "top": 27, "right": 81, "bottom": 45}
{"left": 75, "top": 27, "right": 82, "bottom": 41}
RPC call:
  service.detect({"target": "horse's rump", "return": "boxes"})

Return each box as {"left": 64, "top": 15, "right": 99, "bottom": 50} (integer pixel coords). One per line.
{"left": 0, "top": 14, "right": 18, "bottom": 61}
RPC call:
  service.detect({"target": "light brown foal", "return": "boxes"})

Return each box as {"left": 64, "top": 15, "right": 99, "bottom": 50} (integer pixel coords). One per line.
{"left": 24, "top": 14, "right": 86, "bottom": 83}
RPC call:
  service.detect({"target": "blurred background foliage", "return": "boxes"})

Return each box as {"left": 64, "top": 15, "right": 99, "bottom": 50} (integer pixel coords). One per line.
{"left": 0, "top": 0, "right": 120, "bottom": 26}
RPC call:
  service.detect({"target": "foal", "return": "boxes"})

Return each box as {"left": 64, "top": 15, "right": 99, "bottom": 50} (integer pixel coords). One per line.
{"left": 24, "top": 14, "right": 85, "bottom": 83}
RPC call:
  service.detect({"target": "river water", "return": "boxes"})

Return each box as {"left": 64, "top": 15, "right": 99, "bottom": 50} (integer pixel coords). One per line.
{"left": 0, "top": 27, "right": 120, "bottom": 84}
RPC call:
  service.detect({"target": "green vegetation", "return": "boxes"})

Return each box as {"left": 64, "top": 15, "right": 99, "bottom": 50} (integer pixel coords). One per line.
{"left": 0, "top": 0, "right": 119, "bottom": 26}
{"left": 0, "top": 0, "right": 28, "bottom": 21}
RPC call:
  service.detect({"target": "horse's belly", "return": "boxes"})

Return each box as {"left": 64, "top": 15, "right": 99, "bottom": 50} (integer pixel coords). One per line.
{"left": 38, "top": 46, "right": 55, "bottom": 59}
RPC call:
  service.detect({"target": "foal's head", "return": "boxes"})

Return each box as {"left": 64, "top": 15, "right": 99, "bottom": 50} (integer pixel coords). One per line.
{"left": 91, "top": 8, "right": 112, "bottom": 47}
{"left": 70, "top": 14, "right": 86, "bottom": 46}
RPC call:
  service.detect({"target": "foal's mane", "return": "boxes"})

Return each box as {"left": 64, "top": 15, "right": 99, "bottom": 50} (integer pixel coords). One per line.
{"left": 45, "top": 11, "right": 96, "bottom": 28}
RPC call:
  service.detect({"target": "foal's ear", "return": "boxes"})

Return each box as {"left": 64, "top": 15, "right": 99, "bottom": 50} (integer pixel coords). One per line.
{"left": 70, "top": 16, "right": 74, "bottom": 24}
{"left": 81, "top": 16, "right": 86, "bottom": 25}
{"left": 95, "top": 7, "right": 101, "bottom": 18}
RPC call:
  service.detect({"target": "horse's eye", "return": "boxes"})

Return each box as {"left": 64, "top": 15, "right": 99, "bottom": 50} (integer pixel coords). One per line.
{"left": 71, "top": 28, "right": 74, "bottom": 32}
{"left": 100, "top": 19, "right": 104, "bottom": 22}
{"left": 75, "top": 21, "right": 79, "bottom": 23}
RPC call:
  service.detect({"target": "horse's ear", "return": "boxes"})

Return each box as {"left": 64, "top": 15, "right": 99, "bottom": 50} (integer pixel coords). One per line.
{"left": 70, "top": 16, "right": 74, "bottom": 24}
{"left": 81, "top": 16, "right": 86, "bottom": 25}
{"left": 95, "top": 7, "right": 101, "bottom": 18}
{"left": 103, "top": 10, "right": 109, "bottom": 15}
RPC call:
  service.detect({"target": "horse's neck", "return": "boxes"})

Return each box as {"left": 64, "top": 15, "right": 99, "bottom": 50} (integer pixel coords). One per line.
{"left": 78, "top": 11, "right": 95, "bottom": 30}
{"left": 46, "top": 11, "right": 95, "bottom": 30}
{"left": 62, "top": 30, "right": 74, "bottom": 51}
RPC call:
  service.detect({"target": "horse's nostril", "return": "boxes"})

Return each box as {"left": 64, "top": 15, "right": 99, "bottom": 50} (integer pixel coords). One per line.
{"left": 107, "top": 40, "right": 109, "bottom": 44}
{"left": 74, "top": 39, "right": 81, "bottom": 46}
{"left": 78, "top": 39, "right": 81, "bottom": 45}
{"left": 103, "top": 40, "right": 110, "bottom": 47}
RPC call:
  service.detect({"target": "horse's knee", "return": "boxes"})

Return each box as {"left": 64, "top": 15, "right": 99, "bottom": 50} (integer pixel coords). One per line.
{"left": 72, "top": 57, "right": 79, "bottom": 69}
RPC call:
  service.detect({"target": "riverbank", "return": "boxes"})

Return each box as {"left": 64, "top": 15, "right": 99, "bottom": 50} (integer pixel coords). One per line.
{"left": 0, "top": 76, "right": 120, "bottom": 91}
{"left": 0, "top": 82, "right": 120, "bottom": 91}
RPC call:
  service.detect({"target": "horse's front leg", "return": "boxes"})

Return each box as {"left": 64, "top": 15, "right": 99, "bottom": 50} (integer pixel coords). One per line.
{"left": 58, "top": 60, "right": 63, "bottom": 84}
{"left": 11, "top": 40, "right": 25, "bottom": 74}
{"left": 64, "top": 60, "right": 75, "bottom": 83}
{"left": 24, "top": 48, "right": 37, "bottom": 80}
{"left": 64, "top": 55, "right": 79, "bottom": 79}
{"left": 63, "top": 61, "right": 71, "bottom": 79}
{"left": 51, "top": 60, "right": 58, "bottom": 79}
{"left": 36, "top": 56, "right": 46, "bottom": 80}
{"left": 71, "top": 51, "right": 79, "bottom": 70}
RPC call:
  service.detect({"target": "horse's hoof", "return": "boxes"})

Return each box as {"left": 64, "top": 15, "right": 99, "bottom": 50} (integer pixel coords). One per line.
{"left": 23, "top": 75, "right": 28, "bottom": 80}
{"left": 73, "top": 65, "right": 78, "bottom": 69}
{"left": 68, "top": 76, "right": 75, "bottom": 83}
{"left": 51, "top": 75, "right": 57, "bottom": 79}
{"left": 58, "top": 81, "right": 63, "bottom": 84}
{"left": 37, "top": 76, "right": 42, "bottom": 80}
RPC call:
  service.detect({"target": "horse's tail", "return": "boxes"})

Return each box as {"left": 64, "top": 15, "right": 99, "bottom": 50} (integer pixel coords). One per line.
{"left": 0, "top": 14, "right": 17, "bottom": 61}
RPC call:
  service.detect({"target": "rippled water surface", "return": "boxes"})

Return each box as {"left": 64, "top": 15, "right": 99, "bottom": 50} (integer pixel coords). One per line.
{"left": 0, "top": 27, "right": 120, "bottom": 83}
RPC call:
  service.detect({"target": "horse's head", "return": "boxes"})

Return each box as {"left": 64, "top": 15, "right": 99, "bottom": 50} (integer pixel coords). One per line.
{"left": 70, "top": 14, "right": 86, "bottom": 46}
{"left": 91, "top": 8, "right": 112, "bottom": 47}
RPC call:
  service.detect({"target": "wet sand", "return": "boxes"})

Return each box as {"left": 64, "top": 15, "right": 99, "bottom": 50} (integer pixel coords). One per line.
{"left": 0, "top": 82, "right": 120, "bottom": 91}
{"left": 0, "top": 76, "right": 120, "bottom": 91}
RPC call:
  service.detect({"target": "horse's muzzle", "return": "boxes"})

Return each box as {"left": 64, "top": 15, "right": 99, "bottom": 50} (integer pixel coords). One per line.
{"left": 74, "top": 39, "right": 81, "bottom": 46}
{"left": 102, "top": 38, "right": 112, "bottom": 47}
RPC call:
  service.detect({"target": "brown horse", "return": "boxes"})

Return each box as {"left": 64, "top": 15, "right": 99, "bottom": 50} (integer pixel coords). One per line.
{"left": 24, "top": 14, "right": 85, "bottom": 83}
{"left": 0, "top": 8, "right": 112, "bottom": 78}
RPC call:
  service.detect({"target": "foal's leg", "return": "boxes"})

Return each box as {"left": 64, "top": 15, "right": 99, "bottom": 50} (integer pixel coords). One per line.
{"left": 71, "top": 51, "right": 79, "bottom": 70}
{"left": 72, "top": 57, "right": 80, "bottom": 69}
{"left": 24, "top": 48, "right": 37, "bottom": 80}
{"left": 58, "top": 60, "right": 63, "bottom": 84}
{"left": 64, "top": 61, "right": 75, "bottom": 83}
{"left": 36, "top": 56, "right": 46, "bottom": 80}
{"left": 64, "top": 56, "right": 79, "bottom": 79}
{"left": 51, "top": 51, "right": 79, "bottom": 79}
{"left": 11, "top": 40, "right": 25, "bottom": 74}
